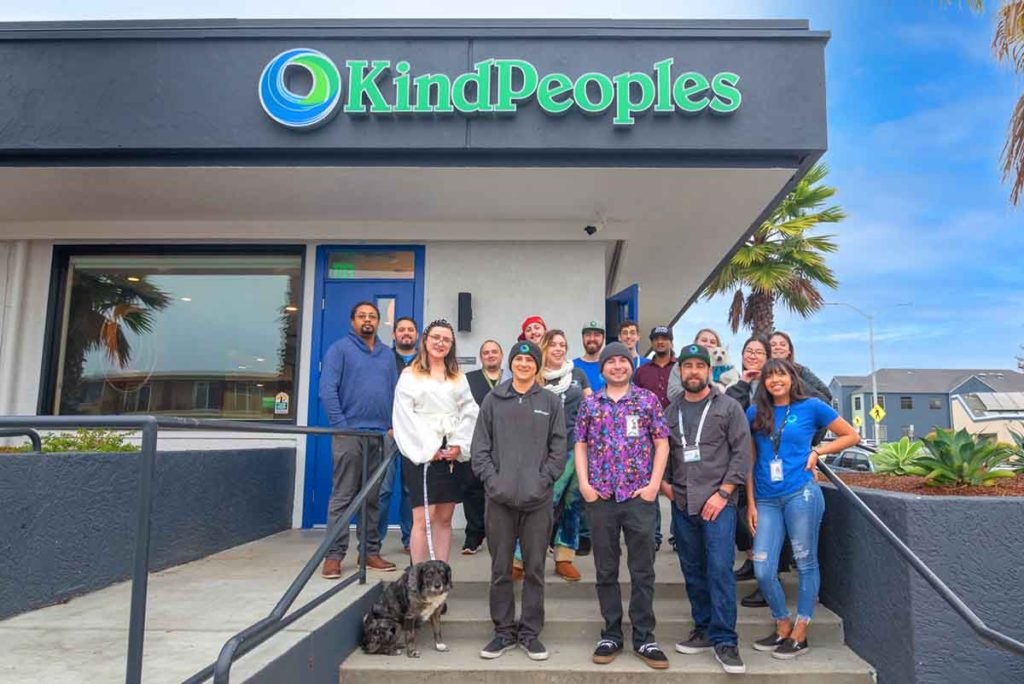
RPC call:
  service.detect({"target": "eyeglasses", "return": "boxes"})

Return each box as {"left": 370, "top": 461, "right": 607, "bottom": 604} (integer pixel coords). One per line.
{"left": 427, "top": 334, "right": 454, "bottom": 346}
{"left": 743, "top": 349, "right": 767, "bottom": 357}
{"left": 354, "top": 313, "right": 379, "bottom": 321}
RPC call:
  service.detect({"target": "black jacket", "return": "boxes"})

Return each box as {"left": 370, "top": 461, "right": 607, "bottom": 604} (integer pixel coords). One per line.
{"left": 470, "top": 380, "right": 567, "bottom": 511}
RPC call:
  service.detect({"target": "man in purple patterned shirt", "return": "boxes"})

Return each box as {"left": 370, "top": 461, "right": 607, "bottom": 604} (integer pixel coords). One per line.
{"left": 574, "top": 342, "right": 670, "bottom": 670}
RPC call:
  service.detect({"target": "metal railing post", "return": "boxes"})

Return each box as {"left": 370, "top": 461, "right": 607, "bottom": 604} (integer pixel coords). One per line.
{"left": 125, "top": 417, "right": 158, "bottom": 684}
{"left": 359, "top": 437, "right": 369, "bottom": 584}
{"left": 0, "top": 427, "right": 42, "bottom": 452}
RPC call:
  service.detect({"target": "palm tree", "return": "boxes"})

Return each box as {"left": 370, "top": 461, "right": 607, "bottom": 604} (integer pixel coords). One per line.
{"left": 989, "top": 1, "right": 1024, "bottom": 203}
{"left": 701, "top": 163, "right": 845, "bottom": 337}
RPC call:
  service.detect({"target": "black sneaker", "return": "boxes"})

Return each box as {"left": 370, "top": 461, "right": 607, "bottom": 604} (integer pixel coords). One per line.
{"left": 734, "top": 559, "right": 755, "bottom": 581}
{"left": 674, "top": 629, "right": 713, "bottom": 654}
{"left": 634, "top": 642, "right": 669, "bottom": 670}
{"left": 519, "top": 637, "right": 549, "bottom": 661}
{"left": 740, "top": 587, "right": 768, "bottom": 608}
{"left": 772, "top": 637, "right": 809, "bottom": 660}
{"left": 591, "top": 639, "right": 622, "bottom": 664}
{"left": 576, "top": 536, "right": 592, "bottom": 556}
{"left": 714, "top": 644, "right": 746, "bottom": 674}
{"left": 752, "top": 631, "right": 787, "bottom": 652}
{"left": 479, "top": 635, "right": 516, "bottom": 659}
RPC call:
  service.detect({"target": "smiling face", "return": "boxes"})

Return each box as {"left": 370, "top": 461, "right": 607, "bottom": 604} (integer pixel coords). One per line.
{"left": 742, "top": 340, "right": 768, "bottom": 372}
{"left": 652, "top": 336, "right": 673, "bottom": 355}
{"left": 394, "top": 319, "right": 418, "bottom": 350}
{"left": 424, "top": 326, "right": 454, "bottom": 364}
{"left": 602, "top": 354, "right": 633, "bottom": 387}
{"left": 680, "top": 358, "right": 710, "bottom": 393}
{"left": 545, "top": 334, "right": 568, "bottom": 367}
{"left": 352, "top": 304, "right": 379, "bottom": 338}
{"left": 769, "top": 334, "right": 792, "bottom": 360}
{"left": 524, "top": 322, "right": 546, "bottom": 345}
{"left": 582, "top": 331, "right": 605, "bottom": 355}
{"left": 511, "top": 352, "right": 538, "bottom": 383}
{"left": 618, "top": 325, "right": 639, "bottom": 352}
{"left": 479, "top": 341, "right": 503, "bottom": 371}
{"left": 764, "top": 366, "right": 793, "bottom": 400}
{"left": 695, "top": 329, "right": 720, "bottom": 350}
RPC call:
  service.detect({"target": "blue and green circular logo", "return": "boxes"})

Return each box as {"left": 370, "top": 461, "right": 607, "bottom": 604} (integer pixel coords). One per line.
{"left": 259, "top": 48, "right": 342, "bottom": 129}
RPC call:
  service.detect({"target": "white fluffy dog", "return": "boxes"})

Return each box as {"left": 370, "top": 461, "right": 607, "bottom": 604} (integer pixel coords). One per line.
{"left": 709, "top": 346, "right": 740, "bottom": 391}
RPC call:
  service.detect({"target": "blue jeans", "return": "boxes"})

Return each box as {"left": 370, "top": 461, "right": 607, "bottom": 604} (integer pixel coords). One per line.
{"left": 671, "top": 502, "right": 738, "bottom": 646}
{"left": 377, "top": 451, "right": 412, "bottom": 547}
{"left": 752, "top": 482, "right": 825, "bottom": 623}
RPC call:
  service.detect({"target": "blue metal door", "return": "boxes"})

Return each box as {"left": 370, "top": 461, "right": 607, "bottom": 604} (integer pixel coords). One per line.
{"left": 305, "top": 246, "right": 423, "bottom": 527}
{"left": 606, "top": 284, "right": 639, "bottom": 342}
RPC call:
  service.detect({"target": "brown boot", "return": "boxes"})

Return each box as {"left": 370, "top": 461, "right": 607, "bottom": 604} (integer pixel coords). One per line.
{"left": 511, "top": 565, "right": 524, "bottom": 581}
{"left": 366, "top": 555, "right": 397, "bottom": 572}
{"left": 321, "top": 558, "right": 342, "bottom": 579}
{"left": 555, "top": 561, "right": 581, "bottom": 582}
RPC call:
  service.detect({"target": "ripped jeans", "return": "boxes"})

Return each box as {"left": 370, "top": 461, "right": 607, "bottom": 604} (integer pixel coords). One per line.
{"left": 751, "top": 482, "right": 825, "bottom": 623}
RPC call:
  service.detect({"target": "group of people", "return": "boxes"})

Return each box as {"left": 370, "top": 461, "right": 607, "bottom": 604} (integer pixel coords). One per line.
{"left": 318, "top": 302, "right": 859, "bottom": 673}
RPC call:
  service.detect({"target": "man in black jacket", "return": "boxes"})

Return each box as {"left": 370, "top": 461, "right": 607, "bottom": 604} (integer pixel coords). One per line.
{"left": 461, "top": 340, "right": 511, "bottom": 554}
{"left": 471, "top": 340, "right": 566, "bottom": 662}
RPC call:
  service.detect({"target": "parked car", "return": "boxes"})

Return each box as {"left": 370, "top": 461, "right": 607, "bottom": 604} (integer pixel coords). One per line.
{"left": 822, "top": 446, "right": 876, "bottom": 473}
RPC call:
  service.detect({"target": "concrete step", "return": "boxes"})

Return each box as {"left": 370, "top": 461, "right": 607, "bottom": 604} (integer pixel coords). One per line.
{"left": 450, "top": 572, "right": 788, "bottom": 599}
{"left": 340, "top": 638, "right": 876, "bottom": 684}
{"left": 438, "top": 593, "right": 846, "bottom": 644}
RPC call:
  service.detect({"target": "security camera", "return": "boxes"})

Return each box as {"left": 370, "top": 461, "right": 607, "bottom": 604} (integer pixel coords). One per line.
{"left": 584, "top": 224, "right": 598, "bottom": 236}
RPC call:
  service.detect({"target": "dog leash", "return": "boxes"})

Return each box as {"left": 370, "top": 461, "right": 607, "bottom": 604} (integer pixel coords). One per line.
{"left": 422, "top": 461, "right": 436, "bottom": 561}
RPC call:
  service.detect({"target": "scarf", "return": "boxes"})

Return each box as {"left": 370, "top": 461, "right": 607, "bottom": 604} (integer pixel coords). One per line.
{"left": 542, "top": 360, "right": 575, "bottom": 395}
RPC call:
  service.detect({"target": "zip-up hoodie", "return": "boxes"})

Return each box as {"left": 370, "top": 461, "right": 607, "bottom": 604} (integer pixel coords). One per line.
{"left": 471, "top": 379, "right": 567, "bottom": 511}
{"left": 318, "top": 331, "right": 399, "bottom": 430}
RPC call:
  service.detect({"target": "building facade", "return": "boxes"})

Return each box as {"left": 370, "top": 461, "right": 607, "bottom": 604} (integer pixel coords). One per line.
{"left": 0, "top": 19, "right": 828, "bottom": 526}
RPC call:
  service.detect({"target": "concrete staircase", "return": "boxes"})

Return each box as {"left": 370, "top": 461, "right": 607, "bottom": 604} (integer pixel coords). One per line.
{"left": 340, "top": 530, "right": 876, "bottom": 683}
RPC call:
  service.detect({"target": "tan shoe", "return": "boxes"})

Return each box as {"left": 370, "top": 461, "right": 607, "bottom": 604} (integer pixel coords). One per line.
{"left": 555, "top": 561, "right": 581, "bottom": 582}
{"left": 511, "top": 566, "right": 524, "bottom": 581}
{"left": 366, "top": 555, "right": 397, "bottom": 572}
{"left": 321, "top": 558, "right": 342, "bottom": 579}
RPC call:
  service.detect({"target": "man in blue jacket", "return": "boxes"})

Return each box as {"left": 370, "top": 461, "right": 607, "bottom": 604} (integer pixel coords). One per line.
{"left": 319, "top": 301, "right": 400, "bottom": 578}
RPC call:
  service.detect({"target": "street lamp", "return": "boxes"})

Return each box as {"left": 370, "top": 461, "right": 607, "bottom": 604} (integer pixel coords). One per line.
{"left": 824, "top": 301, "right": 913, "bottom": 444}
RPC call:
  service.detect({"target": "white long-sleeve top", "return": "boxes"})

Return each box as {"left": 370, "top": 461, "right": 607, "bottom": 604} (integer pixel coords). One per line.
{"left": 392, "top": 368, "right": 479, "bottom": 465}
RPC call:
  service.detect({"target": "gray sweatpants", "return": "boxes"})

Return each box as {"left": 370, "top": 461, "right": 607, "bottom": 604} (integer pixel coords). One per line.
{"left": 326, "top": 434, "right": 388, "bottom": 560}
{"left": 485, "top": 499, "right": 553, "bottom": 643}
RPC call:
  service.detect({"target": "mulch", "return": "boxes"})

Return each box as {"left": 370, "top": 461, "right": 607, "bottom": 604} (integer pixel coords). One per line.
{"left": 835, "top": 472, "right": 1024, "bottom": 497}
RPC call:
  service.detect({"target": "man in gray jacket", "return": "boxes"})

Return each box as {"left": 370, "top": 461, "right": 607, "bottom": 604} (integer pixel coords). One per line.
{"left": 661, "top": 344, "right": 751, "bottom": 675}
{"left": 471, "top": 340, "right": 567, "bottom": 662}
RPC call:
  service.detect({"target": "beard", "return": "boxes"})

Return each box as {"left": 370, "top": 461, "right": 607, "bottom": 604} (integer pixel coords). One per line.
{"left": 360, "top": 323, "right": 376, "bottom": 336}
{"left": 684, "top": 377, "right": 708, "bottom": 393}
{"left": 583, "top": 341, "right": 602, "bottom": 354}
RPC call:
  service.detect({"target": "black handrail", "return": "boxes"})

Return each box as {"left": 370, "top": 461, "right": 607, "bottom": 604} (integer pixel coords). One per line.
{"left": 0, "top": 415, "right": 387, "bottom": 684}
{"left": 817, "top": 457, "right": 1024, "bottom": 656}
{"left": 0, "top": 427, "right": 42, "bottom": 452}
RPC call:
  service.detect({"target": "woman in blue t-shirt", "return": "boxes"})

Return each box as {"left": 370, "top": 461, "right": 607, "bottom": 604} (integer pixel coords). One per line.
{"left": 745, "top": 359, "right": 858, "bottom": 660}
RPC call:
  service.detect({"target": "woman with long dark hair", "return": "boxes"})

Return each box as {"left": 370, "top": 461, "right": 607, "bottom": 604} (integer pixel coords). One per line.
{"left": 767, "top": 331, "right": 832, "bottom": 402}
{"left": 746, "top": 359, "right": 858, "bottom": 659}
{"left": 725, "top": 336, "right": 770, "bottom": 410}
{"left": 393, "top": 319, "right": 479, "bottom": 564}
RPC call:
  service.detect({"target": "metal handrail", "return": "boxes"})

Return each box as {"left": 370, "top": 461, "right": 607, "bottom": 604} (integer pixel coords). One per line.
{"left": 817, "top": 457, "right": 1024, "bottom": 656}
{"left": 0, "top": 427, "right": 42, "bottom": 452}
{"left": 0, "top": 415, "right": 388, "bottom": 684}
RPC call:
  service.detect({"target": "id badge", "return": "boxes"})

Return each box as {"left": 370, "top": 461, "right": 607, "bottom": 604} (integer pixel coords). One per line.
{"left": 626, "top": 415, "right": 640, "bottom": 437}
{"left": 683, "top": 447, "right": 701, "bottom": 463}
{"left": 770, "top": 459, "right": 784, "bottom": 482}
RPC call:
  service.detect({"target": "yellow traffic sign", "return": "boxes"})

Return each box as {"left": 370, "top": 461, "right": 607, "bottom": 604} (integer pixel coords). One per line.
{"left": 869, "top": 405, "right": 886, "bottom": 422}
{"left": 853, "top": 415, "right": 864, "bottom": 427}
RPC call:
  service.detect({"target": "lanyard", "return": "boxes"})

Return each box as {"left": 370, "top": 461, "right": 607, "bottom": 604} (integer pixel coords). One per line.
{"left": 677, "top": 399, "right": 712, "bottom": 449}
{"left": 484, "top": 372, "right": 500, "bottom": 389}
{"left": 771, "top": 405, "right": 792, "bottom": 458}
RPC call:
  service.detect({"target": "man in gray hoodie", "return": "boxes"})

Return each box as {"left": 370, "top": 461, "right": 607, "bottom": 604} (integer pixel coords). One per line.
{"left": 471, "top": 340, "right": 567, "bottom": 662}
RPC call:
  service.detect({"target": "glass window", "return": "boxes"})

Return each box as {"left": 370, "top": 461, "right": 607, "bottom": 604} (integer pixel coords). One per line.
{"left": 853, "top": 396, "right": 862, "bottom": 411}
{"left": 327, "top": 250, "right": 414, "bottom": 280}
{"left": 876, "top": 396, "right": 886, "bottom": 409}
{"left": 900, "top": 396, "right": 913, "bottom": 410}
{"left": 930, "top": 397, "right": 942, "bottom": 410}
{"left": 51, "top": 251, "right": 302, "bottom": 420}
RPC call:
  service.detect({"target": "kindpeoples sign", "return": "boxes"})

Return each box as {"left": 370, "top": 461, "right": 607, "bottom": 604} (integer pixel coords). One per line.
{"left": 259, "top": 48, "right": 742, "bottom": 130}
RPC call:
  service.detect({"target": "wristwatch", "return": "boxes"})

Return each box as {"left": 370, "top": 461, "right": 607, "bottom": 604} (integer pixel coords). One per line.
{"left": 716, "top": 488, "right": 730, "bottom": 500}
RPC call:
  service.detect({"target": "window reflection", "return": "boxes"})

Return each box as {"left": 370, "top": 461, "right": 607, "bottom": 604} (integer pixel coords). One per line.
{"left": 54, "top": 253, "right": 302, "bottom": 420}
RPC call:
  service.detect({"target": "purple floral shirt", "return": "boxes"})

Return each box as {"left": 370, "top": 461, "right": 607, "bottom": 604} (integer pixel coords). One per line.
{"left": 575, "top": 386, "right": 669, "bottom": 502}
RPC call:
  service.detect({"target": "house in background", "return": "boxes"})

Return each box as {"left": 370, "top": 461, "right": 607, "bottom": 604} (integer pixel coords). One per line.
{"left": 829, "top": 369, "right": 1024, "bottom": 442}
{"left": 952, "top": 392, "right": 1024, "bottom": 443}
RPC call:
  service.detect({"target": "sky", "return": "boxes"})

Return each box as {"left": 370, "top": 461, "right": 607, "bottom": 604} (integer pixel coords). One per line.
{"left": 6, "top": 0, "right": 1023, "bottom": 384}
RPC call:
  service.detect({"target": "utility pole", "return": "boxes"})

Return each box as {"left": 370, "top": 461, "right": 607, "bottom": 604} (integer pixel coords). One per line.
{"left": 825, "top": 302, "right": 881, "bottom": 444}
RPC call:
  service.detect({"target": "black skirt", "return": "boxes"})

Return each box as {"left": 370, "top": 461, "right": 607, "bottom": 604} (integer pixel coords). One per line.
{"left": 402, "top": 457, "right": 465, "bottom": 508}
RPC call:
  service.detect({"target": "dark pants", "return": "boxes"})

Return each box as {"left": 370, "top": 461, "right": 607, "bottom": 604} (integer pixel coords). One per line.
{"left": 586, "top": 496, "right": 658, "bottom": 648}
{"left": 485, "top": 499, "right": 552, "bottom": 642}
{"left": 326, "top": 434, "right": 387, "bottom": 560}
{"left": 671, "top": 503, "right": 739, "bottom": 646}
{"left": 460, "top": 467, "right": 487, "bottom": 549}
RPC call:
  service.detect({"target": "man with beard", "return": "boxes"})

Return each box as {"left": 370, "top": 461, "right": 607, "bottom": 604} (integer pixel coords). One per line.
{"left": 661, "top": 344, "right": 751, "bottom": 674}
{"left": 573, "top": 321, "right": 606, "bottom": 392}
{"left": 319, "top": 301, "right": 400, "bottom": 578}
{"left": 377, "top": 317, "right": 418, "bottom": 552}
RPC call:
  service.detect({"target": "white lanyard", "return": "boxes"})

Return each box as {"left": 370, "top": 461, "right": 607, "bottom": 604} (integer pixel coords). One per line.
{"left": 677, "top": 399, "right": 712, "bottom": 449}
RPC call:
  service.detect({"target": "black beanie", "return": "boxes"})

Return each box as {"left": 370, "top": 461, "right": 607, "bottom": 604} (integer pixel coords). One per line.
{"left": 509, "top": 340, "right": 542, "bottom": 370}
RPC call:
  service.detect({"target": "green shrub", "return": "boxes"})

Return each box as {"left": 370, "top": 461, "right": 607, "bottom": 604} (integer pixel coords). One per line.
{"left": 3, "top": 429, "right": 139, "bottom": 453}
{"left": 1011, "top": 431, "right": 1024, "bottom": 473}
{"left": 871, "top": 437, "right": 928, "bottom": 476}
{"left": 917, "top": 428, "right": 1017, "bottom": 487}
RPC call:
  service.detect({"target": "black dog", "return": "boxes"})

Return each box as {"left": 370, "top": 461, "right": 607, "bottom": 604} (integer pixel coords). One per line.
{"left": 360, "top": 560, "right": 453, "bottom": 657}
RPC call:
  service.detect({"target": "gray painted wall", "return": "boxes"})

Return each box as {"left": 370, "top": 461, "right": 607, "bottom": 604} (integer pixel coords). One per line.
{"left": 0, "top": 20, "right": 827, "bottom": 164}
{"left": 820, "top": 485, "right": 1024, "bottom": 684}
{"left": 0, "top": 448, "right": 295, "bottom": 619}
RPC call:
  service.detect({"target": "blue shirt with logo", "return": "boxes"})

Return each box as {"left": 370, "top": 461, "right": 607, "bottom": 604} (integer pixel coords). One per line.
{"left": 573, "top": 357, "right": 606, "bottom": 392}
{"left": 746, "top": 398, "right": 838, "bottom": 499}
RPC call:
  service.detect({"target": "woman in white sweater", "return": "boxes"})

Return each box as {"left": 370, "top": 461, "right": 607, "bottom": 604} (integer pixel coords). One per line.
{"left": 393, "top": 319, "right": 479, "bottom": 564}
